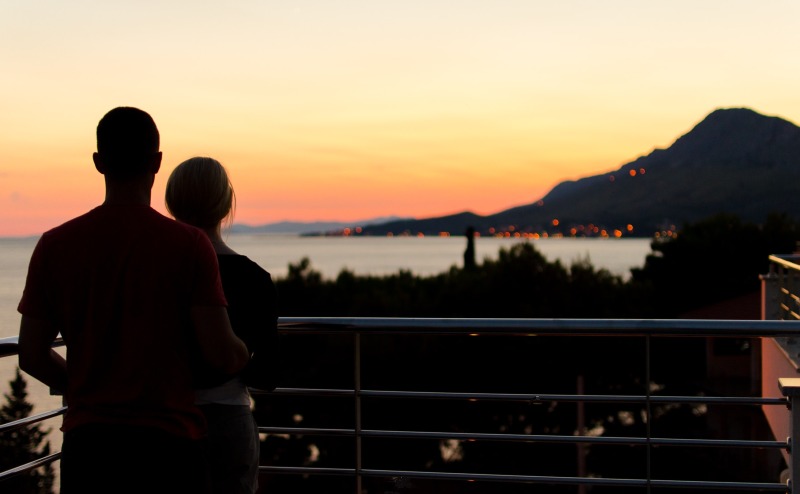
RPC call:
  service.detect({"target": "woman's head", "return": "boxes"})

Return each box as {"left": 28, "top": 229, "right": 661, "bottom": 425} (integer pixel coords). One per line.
{"left": 165, "top": 157, "right": 235, "bottom": 230}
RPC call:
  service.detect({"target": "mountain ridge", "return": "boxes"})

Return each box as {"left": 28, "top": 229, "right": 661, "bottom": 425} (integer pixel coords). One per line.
{"left": 359, "top": 107, "right": 800, "bottom": 237}
{"left": 231, "top": 216, "right": 410, "bottom": 235}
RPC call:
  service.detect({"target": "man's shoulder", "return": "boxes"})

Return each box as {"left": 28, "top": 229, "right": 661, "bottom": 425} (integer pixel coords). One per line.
{"left": 42, "top": 206, "right": 204, "bottom": 248}
{"left": 39, "top": 208, "right": 103, "bottom": 240}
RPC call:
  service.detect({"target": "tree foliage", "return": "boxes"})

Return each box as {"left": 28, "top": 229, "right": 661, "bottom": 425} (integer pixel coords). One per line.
{"left": 631, "top": 212, "right": 800, "bottom": 316}
{"left": 276, "top": 242, "right": 651, "bottom": 318}
{"left": 0, "top": 368, "right": 55, "bottom": 494}
{"left": 257, "top": 214, "right": 799, "bottom": 492}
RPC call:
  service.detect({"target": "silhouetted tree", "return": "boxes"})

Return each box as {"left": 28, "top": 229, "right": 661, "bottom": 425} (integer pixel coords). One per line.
{"left": 258, "top": 224, "right": 795, "bottom": 492}
{"left": 0, "top": 368, "right": 55, "bottom": 494}
{"left": 631, "top": 213, "right": 800, "bottom": 316}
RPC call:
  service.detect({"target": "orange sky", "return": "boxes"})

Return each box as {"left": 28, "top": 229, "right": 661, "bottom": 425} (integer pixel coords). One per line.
{"left": 3, "top": 1, "right": 800, "bottom": 236}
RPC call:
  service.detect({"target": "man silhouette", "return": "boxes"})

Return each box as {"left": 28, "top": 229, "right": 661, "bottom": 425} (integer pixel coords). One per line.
{"left": 18, "top": 107, "right": 249, "bottom": 493}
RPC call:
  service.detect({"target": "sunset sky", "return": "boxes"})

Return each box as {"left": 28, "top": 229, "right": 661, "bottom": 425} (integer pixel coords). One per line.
{"left": 2, "top": 1, "right": 800, "bottom": 236}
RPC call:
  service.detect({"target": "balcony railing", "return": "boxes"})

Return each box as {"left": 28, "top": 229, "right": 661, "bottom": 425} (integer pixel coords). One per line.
{"left": 3, "top": 318, "right": 800, "bottom": 493}
{"left": 769, "top": 254, "right": 800, "bottom": 321}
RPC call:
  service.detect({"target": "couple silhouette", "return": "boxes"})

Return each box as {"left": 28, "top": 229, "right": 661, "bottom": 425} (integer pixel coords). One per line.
{"left": 18, "top": 107, "right": 277, "bottom": 493}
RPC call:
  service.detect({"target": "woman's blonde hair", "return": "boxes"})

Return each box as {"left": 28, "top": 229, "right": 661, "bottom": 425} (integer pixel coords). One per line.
{"left": 165, "top": 156, "right": 236, "bottom": 230}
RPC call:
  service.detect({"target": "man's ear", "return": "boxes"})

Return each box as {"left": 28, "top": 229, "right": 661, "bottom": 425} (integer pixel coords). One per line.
{"left": 151, "top": 152, "right": 162, "bottom": 174}
{"left": 93, "top": 152, "right": 106, "bottom": 175}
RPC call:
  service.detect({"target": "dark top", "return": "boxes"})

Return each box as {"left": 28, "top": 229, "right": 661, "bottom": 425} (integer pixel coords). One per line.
{"left": 217, "top": 254, "right": 280, "bottom": 391}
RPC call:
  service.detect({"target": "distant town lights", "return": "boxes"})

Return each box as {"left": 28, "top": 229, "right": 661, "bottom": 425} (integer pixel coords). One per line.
{"left": 367, "top": 223, "right": 645, "bottom": 239}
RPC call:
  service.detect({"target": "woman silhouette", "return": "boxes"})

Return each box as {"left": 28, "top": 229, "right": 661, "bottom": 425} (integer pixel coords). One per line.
{"left": 166, "top": 156, "right": 279, "bottom": 494}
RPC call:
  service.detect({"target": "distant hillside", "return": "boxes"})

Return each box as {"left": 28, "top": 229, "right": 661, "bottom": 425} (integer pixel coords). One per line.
{"left": 361, "top": 108, "right": 800, "bottom": 237}
{"left": 231, "top": 216, "right": 409, "bottom": 235}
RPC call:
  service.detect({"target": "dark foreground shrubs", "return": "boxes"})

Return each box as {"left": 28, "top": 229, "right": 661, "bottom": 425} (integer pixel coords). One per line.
{"left": 256, "top": 214, "right": 797, "bottom": 493}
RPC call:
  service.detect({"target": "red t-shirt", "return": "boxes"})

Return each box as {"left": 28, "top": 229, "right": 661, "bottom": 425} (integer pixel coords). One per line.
{"left": 18, "top": 205, "right": 227, "bottom": 439}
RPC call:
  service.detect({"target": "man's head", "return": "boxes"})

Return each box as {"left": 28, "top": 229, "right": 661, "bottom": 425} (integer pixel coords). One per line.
{"left": 94, "top": 107, "right": 161, "bottom": 180}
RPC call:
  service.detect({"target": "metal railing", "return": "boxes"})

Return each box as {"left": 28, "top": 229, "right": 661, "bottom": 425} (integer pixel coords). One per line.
{"left": 0, "top": 336, "right": 65, "bottom": 484}
{"left": 260, "top": 318, "right": 798, "bottom": 492}
{"left": 2, "top": 319, "right": 800, "bottom": 492}
{"left": 769, "top": 254, "right": 800, "bottom": 320}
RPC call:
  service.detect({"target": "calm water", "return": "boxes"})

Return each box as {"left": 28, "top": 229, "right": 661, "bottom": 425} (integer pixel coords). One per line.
{"left": 1, "top": 234, "right": 653, "bottom": 340}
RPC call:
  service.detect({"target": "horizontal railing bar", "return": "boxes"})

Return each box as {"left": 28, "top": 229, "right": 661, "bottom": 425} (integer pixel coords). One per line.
{"left": 2, "top": 319, "right": 799, "bottom": 359}
{"left": 278, "top": 317, "right": 800, "bottom": 337}
{"left": 258, "top": 387, "right": 787, "bottom": 406}
{"left": 360, "top": 468, "right": 789, "bottom": 491}
{"left": 0, "top": 336, "right": 19, "bottom": 359}
{"left": 255, "top": 465, "right": 789, "bottom": 491}
{"left": 361, "top": 390, "right": 787, "bottom": 406}
{"left": 258, "top": 426, "right": 787, "bottom": 449}
{"left": 258, "top": 465, "right": 355, "bottom": 476}
{"left": 0, "top": 406, "right": 67, "bottom": 433}
{"left": 769, "top": 254, "right": 800, "bottom": 272}
{"left": 0, "top": 453, "right": 61, "bottom": 483}
{"left": 647, "top": 436, "right": 786, "bottom": 449}
{"left": 250, "top": 387, "right": 354, "bottom": 397}
{"left": 259, "top": 426, "right": 354, "bottom": 437}
{"left": 360, "top": 430, "right": 787, "bottom": 449}
{"left": 0, "top": 336, "right": 63, "bottom": 358}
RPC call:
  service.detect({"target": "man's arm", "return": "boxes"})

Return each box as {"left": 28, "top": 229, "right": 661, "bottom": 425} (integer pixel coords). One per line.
{"left": 18, "top": 315, "right": 67, "bottom": 393}
{"left": 191, "top": 306, "right": 249, "bottom": 377}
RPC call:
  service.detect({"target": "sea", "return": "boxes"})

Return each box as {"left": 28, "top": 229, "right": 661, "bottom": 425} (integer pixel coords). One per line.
{"left": 1, "top": 234, "right": 654, "bottom": 331}
{"left": 0, "top": 233, "right": 652, "bottom": 486}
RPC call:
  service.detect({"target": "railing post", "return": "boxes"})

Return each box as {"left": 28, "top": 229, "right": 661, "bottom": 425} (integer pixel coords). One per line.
{"left": 645, "top": 334, "right": 652, "bottom": 494}
{"left": 779, "top": 378, "right": 800, "bottom": 493}
{"left": 355, "top": 331, "right": 362, "bottom": 494}
{"left": 762, "top": 271, "right": 781, "bottom": 320}
{"left": 576, "top": 373, "right": 586, "bottom": 494}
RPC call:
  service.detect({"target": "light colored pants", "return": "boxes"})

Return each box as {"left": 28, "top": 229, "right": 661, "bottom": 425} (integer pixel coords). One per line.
{"left": 198, "top": 404, "right": 260, "bottom": 494}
